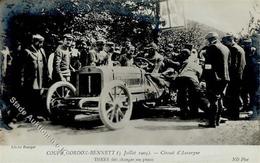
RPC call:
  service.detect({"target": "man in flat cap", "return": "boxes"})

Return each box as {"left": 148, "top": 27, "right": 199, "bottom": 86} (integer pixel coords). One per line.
{"left": 22, "top": 34, "right": 49, "bottom": 121}
{"left": 200, "top": 32, "right": 231, "bottom": 127}
{"left": 52, "top": 34, "right": 73, "bottom": 82}
{"left": 222, "top": 34, "right": 246, "bottom": 120}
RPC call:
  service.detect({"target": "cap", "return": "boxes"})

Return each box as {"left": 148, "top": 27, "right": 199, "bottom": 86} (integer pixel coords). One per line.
{"left": 167, "top": 44, "right": 174, "bottom": 48}
{"left": 145, "top": 42, "right": 158, "bottom": 50}
{"left": 129, "top": 45, "right": 135, "bottom": 51}
{"left": 114, "top": 46, "right": 120, "bottom": 50}
{"left": 205, "top": 32, "right": 219, "bottom": 40}
{"left": 96, "top": 39, "right": 105, "bottom": 45}
{"left": 63, "top": 34, "right": 74, "bottom": 40}
{"left": 32, "top": 34, "right": 44, "bottom": 41}
{"left": 106, "top": 41, "right": 114, "bottom": 46}
{"left": 58, "top": 40, "right": 63, "bottom": 45}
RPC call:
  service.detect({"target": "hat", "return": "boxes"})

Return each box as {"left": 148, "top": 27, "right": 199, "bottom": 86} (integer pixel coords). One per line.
{"left": 181, "top": 48, "right": 191, "bottom": 56}
{"left": 224, "top": 33, "right": 234, "bottom": 39}
{"left": 222, "top": 34, "right": 234, "bottom": 44}
{"left": 243, "top": 38, "right": 252, "bottom": 43}
{"left": 32, "top": 34, "right": 44, "bottom": 41}
{"left": 63, "top": 34, "right": 74, "bottom": 40}
{"left": 205, "top": 32, "right": 219, "bottom": 40}
{"left": 114, "top": 50, "right": 121, "bottom": 54}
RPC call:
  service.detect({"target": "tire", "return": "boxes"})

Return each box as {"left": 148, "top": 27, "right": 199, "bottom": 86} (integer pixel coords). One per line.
{"left": 46, "top": 81, "right": 76, "bottom": 120}
{"left": 99, "top": 81, "right": 133, "bottom": 130}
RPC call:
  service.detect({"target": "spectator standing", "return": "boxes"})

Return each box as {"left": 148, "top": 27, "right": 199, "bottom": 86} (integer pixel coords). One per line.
{"left": 79, "top": 39, "right": 96, "bottom": 67}
{"left": 240, "top": 38, "right": 258, "bottom": 115}
{"left": 70, "top": 41, "right": 81, "bottom": 71}
{"left": 202, "top": 32, "right": 231, "bottom": 127}
{"left": 22, "top": 34, "right": 49, "bottom": 121}
{"left": 95, "top": 39, "right": 108, "bottom": 66}
{"left": 0, "top": 46, "right": 11, "bottom": 80}
{"left": 222, "top": 34, "right": 246, "bottom": 120}
{"left": 119, "top": 45, "right": 136, "bottom": 66}
{"left": 0, "top": 45, "right": 13, "bottom": 130}
{"left": 0, "top": 46, "right": 12, "bottom": 95}
{"left": 105, "top": 41, "right": 115, "bottom": 66}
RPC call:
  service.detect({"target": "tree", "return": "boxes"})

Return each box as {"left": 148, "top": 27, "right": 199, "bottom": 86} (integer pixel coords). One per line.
{"left": 1, "top": 0, "right": 160, "bottom": 54}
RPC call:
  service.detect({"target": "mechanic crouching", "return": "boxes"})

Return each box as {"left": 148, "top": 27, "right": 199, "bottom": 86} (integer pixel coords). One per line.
{"left": 174, "top": 49, "right": 212, "bottom": 127}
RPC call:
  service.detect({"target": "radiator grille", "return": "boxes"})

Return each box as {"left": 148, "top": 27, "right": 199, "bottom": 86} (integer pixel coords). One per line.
{"left": 79, "top": 73, "right": 101, "bottom": 97}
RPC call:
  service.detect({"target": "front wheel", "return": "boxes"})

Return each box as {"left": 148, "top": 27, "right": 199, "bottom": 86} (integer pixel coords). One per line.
{"left": 99, "top": 81, "right": 133, "bottom": 130}
{"left": 46, "top": 81, "right": 76, "bottom": 122}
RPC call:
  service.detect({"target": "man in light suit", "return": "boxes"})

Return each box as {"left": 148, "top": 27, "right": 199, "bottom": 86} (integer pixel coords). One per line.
{"left": 22, "top": 34, "right": 49, "bottom": 121}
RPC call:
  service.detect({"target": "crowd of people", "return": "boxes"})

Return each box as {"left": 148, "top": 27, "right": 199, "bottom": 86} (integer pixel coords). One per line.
{"left": 0, "top": 30, "right": 259, "bottom": 130}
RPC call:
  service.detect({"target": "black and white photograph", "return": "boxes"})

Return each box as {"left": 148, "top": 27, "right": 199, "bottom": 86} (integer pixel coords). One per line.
{"left": 0, "top": 0, "right": 260, "bottom": 162}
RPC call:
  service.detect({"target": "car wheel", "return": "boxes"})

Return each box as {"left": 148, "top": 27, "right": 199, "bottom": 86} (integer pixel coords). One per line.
{"left": 99, "top": 81, "right": 133, "bottom": 130}
{"left": 46, "top": 81, "right": 76, "bottom": 121}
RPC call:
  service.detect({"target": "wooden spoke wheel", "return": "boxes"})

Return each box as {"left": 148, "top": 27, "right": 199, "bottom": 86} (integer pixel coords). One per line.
{"left": 46, "top": 81, "right": 76, "bottom": 121}
{"left": 99, "top": 81, "right": 133, "bottom": 130}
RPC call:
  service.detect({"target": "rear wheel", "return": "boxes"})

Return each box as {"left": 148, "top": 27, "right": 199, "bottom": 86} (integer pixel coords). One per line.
{"left": 99, "top": 81, "right": 133, "bottom": 130}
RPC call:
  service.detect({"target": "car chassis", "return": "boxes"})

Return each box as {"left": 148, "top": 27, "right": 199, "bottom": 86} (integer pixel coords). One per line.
{"left": 46, "top": 60, "right": 177, "bottom": 130}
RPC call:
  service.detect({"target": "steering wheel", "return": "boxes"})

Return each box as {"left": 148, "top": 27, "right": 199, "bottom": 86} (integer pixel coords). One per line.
{"left": 134, "top": 57, "right": 154, "bottom": 71}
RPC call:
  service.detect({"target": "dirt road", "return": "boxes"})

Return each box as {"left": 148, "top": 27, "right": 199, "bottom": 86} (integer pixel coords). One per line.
{"left": 1, "top": 113, "right": 259, "bottom": 145}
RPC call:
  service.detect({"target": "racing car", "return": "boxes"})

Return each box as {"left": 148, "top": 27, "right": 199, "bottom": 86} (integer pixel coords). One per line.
{"left": 46, "top": 58, "right": 178, "bottom": 130}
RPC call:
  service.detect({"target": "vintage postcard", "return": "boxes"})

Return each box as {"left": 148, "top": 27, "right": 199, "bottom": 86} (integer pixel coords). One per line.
{"left": 0, "top": 0, "right": 259, "bottom": 162}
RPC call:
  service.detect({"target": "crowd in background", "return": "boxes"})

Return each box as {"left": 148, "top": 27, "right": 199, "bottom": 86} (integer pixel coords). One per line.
{"left": 0, "top": 30, "right": 259, "bottom": 129}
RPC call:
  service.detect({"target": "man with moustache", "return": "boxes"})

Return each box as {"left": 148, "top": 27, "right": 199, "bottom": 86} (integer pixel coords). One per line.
{"left": 22, "top": 34, "right": 49, "bottom": 121}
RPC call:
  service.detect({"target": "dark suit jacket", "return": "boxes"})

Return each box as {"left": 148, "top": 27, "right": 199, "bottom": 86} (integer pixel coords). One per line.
{"left": 204, "top": 41, "right": 231, "bottom": 82}
{"left": 228, "top": 43, "right": 246, "bottom": 81}
{"left": 22, "top": 45, "right": 48, "bottom": 90}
